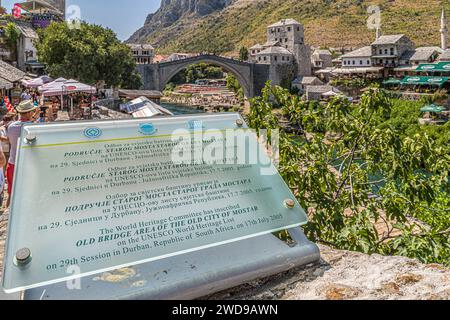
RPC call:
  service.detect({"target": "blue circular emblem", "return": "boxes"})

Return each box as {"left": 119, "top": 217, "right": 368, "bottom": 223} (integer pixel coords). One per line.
{"left": 84, "top": 127, "right": 102, "bottom": 139}
{"left": 139, "top": 123, "right": 157, "bottom": 135}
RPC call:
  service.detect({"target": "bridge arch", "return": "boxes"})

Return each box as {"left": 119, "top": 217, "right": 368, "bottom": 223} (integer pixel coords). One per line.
{"left": 157, "top": 55, "right": 254, "bottom": 98}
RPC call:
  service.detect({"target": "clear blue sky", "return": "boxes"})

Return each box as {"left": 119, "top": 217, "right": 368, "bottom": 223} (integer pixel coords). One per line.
{"left": 1, "top": 0, "right": 161, "bottom": 40}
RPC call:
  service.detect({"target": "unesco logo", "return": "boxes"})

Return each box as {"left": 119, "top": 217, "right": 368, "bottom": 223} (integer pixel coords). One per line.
{"left": 188, "top": 120, "right": 205, "bottom": 130}
{"left": 139, "top": 123, "right": 157, "bottom": 135}
{"left": 83, "top": 127, "right": 102, "bottom": 139}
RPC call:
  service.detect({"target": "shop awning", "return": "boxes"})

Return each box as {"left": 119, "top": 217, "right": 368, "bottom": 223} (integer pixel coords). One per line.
{"left": 415, "top": 62, "right": 450, "bottom": 72}
{"left": 382, "top": 78, "right": 401, "bottom": 85}
{"left": 400, "top": 76, "right": 449, "bottom": 86}
{"left": 420, "top": 104, "right": 445, "bottom": 113}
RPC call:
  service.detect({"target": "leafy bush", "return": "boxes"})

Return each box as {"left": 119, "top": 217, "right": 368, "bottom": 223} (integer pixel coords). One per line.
{"left": 247, "top": 84, "right": 450, "bottom": 265}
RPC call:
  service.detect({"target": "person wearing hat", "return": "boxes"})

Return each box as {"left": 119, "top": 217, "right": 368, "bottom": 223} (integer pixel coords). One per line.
{"left": 5, "top": 100, "right": 38, "bottom": 207}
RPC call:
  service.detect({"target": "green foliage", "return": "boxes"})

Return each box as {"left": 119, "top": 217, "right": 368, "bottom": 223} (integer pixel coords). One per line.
{"left": 3, "top": 22, "right": 20, "bottom": 60}
{"left": 171, "top": 63, "right": 224, "bottom": 84}
{"left": 239, "top": 46, "right": 249, "bottom": 62}
{"left": 247, "top": 84, "right": 450, "bottom": 265}
{"left": 378, "top": 99, "right": 450, "bottom": 155}
{"left": 226, "top": 74, "right": 244, "bottom": 100}
{"left": 35, "top": 22, "right": 142, "bottom": 88}
{"left": 164, "top": 82, "right": 176, "bottom": 92}
{"left": 331, "top": 78, "right": 377, "bottom": 89}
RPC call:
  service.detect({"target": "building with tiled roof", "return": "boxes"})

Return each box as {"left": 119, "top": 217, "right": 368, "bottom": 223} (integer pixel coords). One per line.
{"left": 0, "top": 60, "right": 26, "bottom": 83}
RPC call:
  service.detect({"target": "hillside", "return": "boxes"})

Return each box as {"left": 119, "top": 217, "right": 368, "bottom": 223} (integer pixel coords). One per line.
{"left": 128, "top": 0, "right": 450, "bottom": 54}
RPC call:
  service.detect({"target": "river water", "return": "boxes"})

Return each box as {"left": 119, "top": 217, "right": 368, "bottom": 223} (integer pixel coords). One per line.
{"left": 160, "top": 102, "right": 205, "bottom": 115}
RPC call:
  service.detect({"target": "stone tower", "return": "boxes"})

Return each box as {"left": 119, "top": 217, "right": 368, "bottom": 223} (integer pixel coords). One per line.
{"left": 266, "top": 19, "right": 312, "bottom": 76}
{"left": 441, "top": 8, "right": 448, "bottom": 50}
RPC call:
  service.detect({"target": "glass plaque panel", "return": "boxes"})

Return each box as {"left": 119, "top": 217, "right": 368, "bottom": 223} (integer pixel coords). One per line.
{"left": 2, "top": 113, "right": 308, "bottom": 293}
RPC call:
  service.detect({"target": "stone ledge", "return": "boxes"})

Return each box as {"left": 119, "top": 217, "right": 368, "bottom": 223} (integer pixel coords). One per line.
{"left": 206, "top": 245, "right": 450, "bottom": 300}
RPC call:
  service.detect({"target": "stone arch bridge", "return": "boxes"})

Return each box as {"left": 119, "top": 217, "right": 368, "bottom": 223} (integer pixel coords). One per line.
{"left": 136, "top": 54, "right": 270, "bottom": 98}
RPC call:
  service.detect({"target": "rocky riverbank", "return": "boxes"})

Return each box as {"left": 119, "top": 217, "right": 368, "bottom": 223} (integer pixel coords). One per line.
{"left": 162, "top": 92, "right": 244, "bottom": 113}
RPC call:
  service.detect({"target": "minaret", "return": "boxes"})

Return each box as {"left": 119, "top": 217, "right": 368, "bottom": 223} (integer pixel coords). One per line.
{"left": 441, "top": 8, "right": 448, "bottom": 50}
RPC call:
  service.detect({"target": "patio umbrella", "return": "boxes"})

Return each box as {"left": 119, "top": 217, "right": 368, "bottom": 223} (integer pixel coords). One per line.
{"left": 382, "top": 78, "right": 401, "bottom": 85}
{"left": 38, "top": 77, "right": 67, "bottom": 93}
{"left": 420, "top": 104, "right": 445, "bottom": 113}
{"left": 322, "top": 91, "right": 340, "bottom": 97}
{"left": 39, "top": 79, "right": 96, "bottom": 96}
{"left": 22, "top": 75, "right": 53, "bottom": 88}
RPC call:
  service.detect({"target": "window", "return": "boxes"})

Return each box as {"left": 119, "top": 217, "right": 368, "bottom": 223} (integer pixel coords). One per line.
{"left": 287, "top": 27, "right": 291, "bottom": 32}
{"left": 287, "top": 56, "right": 290, "bottom": 61}
{"left": 281, "top": 56, "right": 284, "bottom": 61}
{"left": 285, "top": 38, "right": 288, "bottom": 43}
{"left": 275, "top": 56, "right": 278, "bottom": 61}
{"left": 343, "top": 60, "right": 346, "bottom": 65}
{"left": 379, "top": 49, "right": 382, "bottom": 55}
{"left": 384, "top": 49, "right": 388, "bottom": 54}
{"left": 258, "top": 57, "right": 261, "bottom": 61}
{"left": 252, "top": 50, "right": 255, "bottom": 54}
{"left": 352, "top": 60, "right": 355, "bottom": 65}
{"left": 367, "top": 60, "right": 370, "bottom": 65}
{"left": 263, "top": 56, "right": 267, "bottom": 61}
{"left": 278, "top": 28, "right": 281, "bottom": 32}
{"left": 360, "top": 60, "right": 363, "bottom": 65}
{"left": 297, "top": 27, "right": 300, "bottom": 31}
{"left": 390, "top": 48, "right": 394, "bottom": 55}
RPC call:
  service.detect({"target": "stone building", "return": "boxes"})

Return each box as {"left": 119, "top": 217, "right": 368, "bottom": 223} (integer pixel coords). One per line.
{"left": 400, "top": 47, "right": 443, "bottom": 66}
{"left": 292, "top": 76, "right": 324, "bottom": 94}
{"left": 371, "top": 34, "right": 415, "bottom": 68}
{"left": 249, "top": 18, "right": 312, "bottom": 86}
{"left": 15, "top": 21, "right": 42, "bottom": 72}
{"left": 341, "top": 46, "right": 372, "bottom": 68}
{"left": 311, "top": 49, "right": 333, "bottom": 71}
{"left": 255, "top": 46, "right": 293, "bottom": 65}
{"left": 128, "top": 44, "right": 155, "bottom": 65}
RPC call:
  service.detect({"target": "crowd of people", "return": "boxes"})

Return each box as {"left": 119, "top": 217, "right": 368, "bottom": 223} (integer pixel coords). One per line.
{"left": 0, "top": 88, "right": 98, "bottom": 209}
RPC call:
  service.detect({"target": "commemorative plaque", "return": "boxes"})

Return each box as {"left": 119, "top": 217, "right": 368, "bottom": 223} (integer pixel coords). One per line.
{"left": 2, "top": 113, "right": 308, "bottom": 293}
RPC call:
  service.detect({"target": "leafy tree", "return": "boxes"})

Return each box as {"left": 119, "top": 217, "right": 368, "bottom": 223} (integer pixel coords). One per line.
{"left": 182, "top": 63, "right": 223, "bottom": 83}
{"left": 4, "top": 22, "right": 20, "bottom": 62}
{"left": 239, "top": 46, "right": 249, "bottom": 62}
{"left": 35, "top": 22, "right": 142, "bottom": 89}
{"left": 248, "top": 83, "right": 450, "bottom": 265}
{"left": 226, "top": 74, "right": 244, "bottom": 100}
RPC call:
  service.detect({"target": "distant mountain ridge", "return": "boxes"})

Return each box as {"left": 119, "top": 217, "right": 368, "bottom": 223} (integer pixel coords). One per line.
{"left": 128, "top": 0, "right": 234, "bottom": 44}
{"left": 128, "top": 0, "right": 450, "bottom": 54}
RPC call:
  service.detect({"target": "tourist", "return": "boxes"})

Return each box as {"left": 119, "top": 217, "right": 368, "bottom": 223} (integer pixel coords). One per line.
{"left": 5, "top": 100, "right": 38, "bottom": 207}
{"left": 0, "top": 137, "right": 6, "bottom": 208}
{"left": 0, "top": 113, "right": 13, "bottom": 172}
{"left": 20, "top": 90, "right": 31, "bottom": 101}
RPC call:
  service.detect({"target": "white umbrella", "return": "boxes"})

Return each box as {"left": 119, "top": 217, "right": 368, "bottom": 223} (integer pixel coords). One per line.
{"left": 22, "top": 75, "right": 53, "bottom": 88}
{"left": 322, "top": 91, "right": 340, "bottom": 97}
{"left": 40, "top": 79, "right": 96, "bottom": 96}
{"left": 38, "top": 77, "right": 67, "bottom": 93}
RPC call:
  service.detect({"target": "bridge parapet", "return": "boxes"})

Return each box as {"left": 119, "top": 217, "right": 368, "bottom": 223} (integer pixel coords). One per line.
{"left": 157, "top": 54, "right": 254, "bottom": 67}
